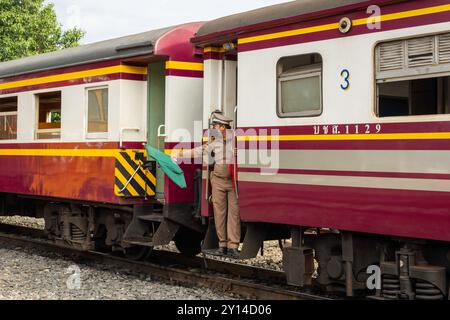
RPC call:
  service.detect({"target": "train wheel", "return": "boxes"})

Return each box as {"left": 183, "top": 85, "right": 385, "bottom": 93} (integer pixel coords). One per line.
{"left": 124, "top": 246, "right": 153, "bottom": 261}
{"left": 174, "top": 227, "right": 203, "bottom": 257}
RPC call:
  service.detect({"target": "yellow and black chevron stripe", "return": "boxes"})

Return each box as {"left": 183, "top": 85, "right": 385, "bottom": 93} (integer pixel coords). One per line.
{"left": 114, "top": 151, "right": 156, "bottom": 198}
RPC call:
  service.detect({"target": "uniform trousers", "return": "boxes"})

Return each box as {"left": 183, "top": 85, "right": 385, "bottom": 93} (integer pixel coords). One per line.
{"left": 210, "top": 174, "right": 241, "bottom": 249}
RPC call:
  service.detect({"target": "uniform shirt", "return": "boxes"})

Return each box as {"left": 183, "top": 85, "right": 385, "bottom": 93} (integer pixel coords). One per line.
{"left": 184, "top": 134, "right": 235, "bottom": 179}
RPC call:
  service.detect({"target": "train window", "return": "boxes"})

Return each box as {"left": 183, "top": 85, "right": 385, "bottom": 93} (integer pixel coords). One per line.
{"left": 87, "top": 87, "right": 108, "bottom": 137}
{"left": 378, "top": 77, "right": 450, "bottom": 117}
{"left": 376, "top": 33, "right": 450, "bottom": 117}
{"left": 277, "top": 53, "right": 322, "bottom": 118}
{"left": 35, "top": 91, "right": 61, "bottom": 140}
{"left": 0, "top": 96, "right": 18, "bottom": 140}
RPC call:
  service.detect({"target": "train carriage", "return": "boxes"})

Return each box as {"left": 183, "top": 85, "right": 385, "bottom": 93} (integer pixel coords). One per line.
{"left": 0, "top": 23, "right": 205, "bottom": 258}
{"left": 192, "top": 0, "right": 450, "bottom": 299}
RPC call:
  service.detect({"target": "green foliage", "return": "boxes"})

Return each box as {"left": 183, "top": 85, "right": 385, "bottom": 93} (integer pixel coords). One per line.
{"left": 50, "top": 111, "right": 61, "bottom": 123}
{"left": 0, "top": 0, "right": 85, "bottom": 62}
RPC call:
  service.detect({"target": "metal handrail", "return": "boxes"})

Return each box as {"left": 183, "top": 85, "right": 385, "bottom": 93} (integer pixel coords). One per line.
{"left": 157, "top": 125, "right": 167, "bottom": 138}
{"left": 119, "top": 127, "right": 140, "bottom": 149}
{"left": 205, "top": 112, "right": 214, "bottom": 201}
{"left": 118, "top": 163, "right": 142, "bottom": 193}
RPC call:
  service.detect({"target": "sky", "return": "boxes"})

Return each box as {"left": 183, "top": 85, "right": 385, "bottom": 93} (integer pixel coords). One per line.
{"left": 45, "top": 0, "right": 292, "bottom": 44}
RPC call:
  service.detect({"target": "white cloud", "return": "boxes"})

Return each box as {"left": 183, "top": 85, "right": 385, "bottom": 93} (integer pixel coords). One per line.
{"left": 45, "top": 0, "right": 292, "bottom": 44}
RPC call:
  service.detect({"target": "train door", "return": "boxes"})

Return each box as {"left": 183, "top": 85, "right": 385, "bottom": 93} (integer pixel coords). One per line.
{"left": 202, "top": 49, "right": 238, "bottom": 218}
{"left": 147, "top": 61, "right": 166, "bottom": 200}
{"left": 222, "top": 57, "right": 238, "bottom": 193}
{"left": 201, "top": 48, "right": 239, "bottom": 252}
{"left": 221, "top": 57, "right": 238, "bottom": 123}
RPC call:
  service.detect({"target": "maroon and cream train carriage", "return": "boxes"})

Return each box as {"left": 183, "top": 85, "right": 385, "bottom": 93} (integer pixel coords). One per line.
{"left": 0, "top": 23, "right": 206, "bottom": 258}
{"left": 193, "top": 0, "right": 450, "bottom": 299}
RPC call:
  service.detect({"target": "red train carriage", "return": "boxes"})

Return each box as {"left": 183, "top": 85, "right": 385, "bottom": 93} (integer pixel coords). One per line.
{"left": 0, "top": 23, "right": 205, "bottom": 258}
{"left": 192, "top": 0, "right": 450, "bottom": 299}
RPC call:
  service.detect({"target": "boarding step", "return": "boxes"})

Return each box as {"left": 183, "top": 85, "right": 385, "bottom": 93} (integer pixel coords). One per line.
{"left": 123, "top": 237, "right": 154, "bottom": 247}
{"left": 137, "top": 214, "right": 164, "bottom": 222}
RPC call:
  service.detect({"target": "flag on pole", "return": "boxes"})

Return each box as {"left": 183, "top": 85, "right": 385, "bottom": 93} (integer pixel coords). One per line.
{"left": 145, "top": 145, "right": 187, "bottom": 189}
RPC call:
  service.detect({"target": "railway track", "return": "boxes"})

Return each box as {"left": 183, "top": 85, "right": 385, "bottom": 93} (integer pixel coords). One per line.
{"left": 0, "top": 223, "right": 334, "bottom": 300}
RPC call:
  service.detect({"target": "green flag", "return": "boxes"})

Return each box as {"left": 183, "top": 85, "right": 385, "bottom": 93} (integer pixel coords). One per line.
{"left": 145, "top": 144, "right": 187, "bottom": 189}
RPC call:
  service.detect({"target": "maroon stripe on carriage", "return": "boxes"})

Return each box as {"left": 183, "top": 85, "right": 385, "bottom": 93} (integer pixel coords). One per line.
{"left": 238, "top": 167, "right": 450, "bottom": 180}
{"left": 239, "top": 139, "right": 450, "bottom": 150}
{"left": 0, "top": 142, "right": 145, "bottom": 150}
{"left": 0, "top": 59, "right": 124, "bottom": 84}
{"left": 203, "top": 52, "right": 238, "bottom": 61}
{"left": 192, "top": 0, "right": 409, "bottom": 45}
{"left": 237, "top": 180, "right": 450, "bottom": 242}
{"left": 235, "top": 122, "right": 450, "bottom": 150}
{"left": 0, "top": 73, "right": 147, "bottom": 95}
{"left": 238, "top": 121, "right": 450, "bottom": 135}
{"left": 240, "top": 0, "right": 446, "bottom": 39}
{"left": 165, "top": 69, "right": 204, "bottom": 78}
{"left": 238, "top": 0, "right": 450, "bottom": 52}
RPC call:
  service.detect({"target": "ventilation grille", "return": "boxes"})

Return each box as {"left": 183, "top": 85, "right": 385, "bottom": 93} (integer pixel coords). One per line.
{"left": 378, "top": 33, "right": 450, "bottom": 75}
{"left": 407, "top": 36, "right": 434, "bottom": 67}
{"left": 438, "top": 33, "right": 450, "bottom": 64}
{"left": 379, "top": 41, "right": 404, "bottom": 72}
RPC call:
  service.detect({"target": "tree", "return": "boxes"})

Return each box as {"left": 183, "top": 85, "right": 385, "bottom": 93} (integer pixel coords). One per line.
{"left": 0, "top": 0, "right": 85, "bottom": 62}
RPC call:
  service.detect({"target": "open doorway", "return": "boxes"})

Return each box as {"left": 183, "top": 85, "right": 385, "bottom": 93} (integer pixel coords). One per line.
{"left": 147, "top": 61, "right": 166, "bottom": 199}
{"left": 220, "top": 55, "right": 238, "bottom": 127}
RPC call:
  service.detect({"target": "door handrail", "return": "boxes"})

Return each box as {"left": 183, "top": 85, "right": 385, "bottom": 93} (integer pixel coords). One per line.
{"left": 120, "top": 127, "right": 140, "bottom": 149}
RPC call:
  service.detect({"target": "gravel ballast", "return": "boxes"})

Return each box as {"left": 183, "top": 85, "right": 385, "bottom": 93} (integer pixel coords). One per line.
{"left": 0, "top": 216, "right": 45, "bottom": 230}
{"left": 0, "top": 215, "right": 325, "bottom": 301}
{"left": 0, "top": 241, "right": 236, "bottom": 300}
{"left": 0, "top": 216, "right": 286, "bottom": 271}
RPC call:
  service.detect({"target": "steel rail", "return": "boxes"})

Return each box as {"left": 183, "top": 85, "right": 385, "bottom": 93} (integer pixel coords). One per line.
{"left": 0, "top": 223, "right": 333, "bottom": 300}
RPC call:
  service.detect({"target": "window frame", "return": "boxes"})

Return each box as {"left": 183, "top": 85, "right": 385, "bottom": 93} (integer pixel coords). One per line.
{"left": 375, "top": 32, "right": 450, "bottom": 119}
{"left": 85, "top": 86, "right": 109, "bottom": 140}
{"left": 35, "top": 91, "right": 62, "bottom": 141}
{"left": 0, "top": 111, "right": 18, "bottom": 141}
{"left": 0, "top": 96, "right": 18, "bottom": 141}
{"left": 276, "top": 56, "right": 323, "bottom": 118}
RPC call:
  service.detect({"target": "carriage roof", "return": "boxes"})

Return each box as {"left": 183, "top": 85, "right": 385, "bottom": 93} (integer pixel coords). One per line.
{"left": 193, "top": 0, "right": 397, "bottom": 45}
{"left": 0, "top": 25, "right": 176, "bottom": 78}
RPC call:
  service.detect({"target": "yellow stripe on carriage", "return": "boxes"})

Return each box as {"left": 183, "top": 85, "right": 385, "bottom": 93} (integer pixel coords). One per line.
{"left": 0, "top": 65, "right": 148, "bottom": 91}
{"left": 165, "top": 61, "right": 204, "bottom": 71}
{"left": 238, "top": 132, "right": 450, "bottom": 142}
{"left": 204, "top": 47, "right": 226, "bottom": 53}
{"left": 1, "top": 132, "right": 450, "bottom": 159}
{"left": 0, "top": 149, "right": 121, "bottom": 157}
{"left": 238, "top": 4, "right": 450, "bottom": 45}
{"left": 238, "top": 22, "right": 338, "bottom": 45}
{"left": 353, "top": 3, "right": 450, "bottom": 27}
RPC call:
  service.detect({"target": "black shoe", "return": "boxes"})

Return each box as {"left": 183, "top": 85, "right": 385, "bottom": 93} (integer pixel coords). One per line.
{"left": 227, "top": 249, "right": 241, "bottom": 258}
{"left": 212, "top": 247, "right": 227, "bottom": 256}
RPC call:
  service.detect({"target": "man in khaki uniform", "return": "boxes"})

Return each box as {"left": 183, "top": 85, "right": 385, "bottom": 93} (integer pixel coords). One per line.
{"left": 172, "top": 112, "right": 241, "bottom": 257}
